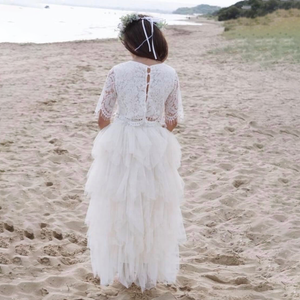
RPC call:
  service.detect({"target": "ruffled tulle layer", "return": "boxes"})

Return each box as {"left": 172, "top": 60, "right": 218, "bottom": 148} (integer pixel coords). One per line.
{"left": 84, "top": 119, "right": 187, "bottom": 292}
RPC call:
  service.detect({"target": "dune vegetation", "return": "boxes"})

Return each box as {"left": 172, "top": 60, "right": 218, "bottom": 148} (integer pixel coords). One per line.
{"left": 208, "top": 9, "right": 300, "bottom": 66}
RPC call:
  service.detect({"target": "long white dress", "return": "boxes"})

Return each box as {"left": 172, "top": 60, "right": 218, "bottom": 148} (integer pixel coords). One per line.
{"left": 84, "top": 60, "right": 187, "bottom": 292}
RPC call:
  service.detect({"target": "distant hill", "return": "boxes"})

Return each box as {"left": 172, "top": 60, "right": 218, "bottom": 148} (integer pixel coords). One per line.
{"left": 216, "top": 0, "right": 300, "bottom": 21}
{"left": 173, "top": 4, "right": 221, "bottom": 15}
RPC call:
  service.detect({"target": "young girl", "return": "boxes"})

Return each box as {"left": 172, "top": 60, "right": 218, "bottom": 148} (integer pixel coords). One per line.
{"left": 84, "top": 13, "right": 187, "bottom": 292}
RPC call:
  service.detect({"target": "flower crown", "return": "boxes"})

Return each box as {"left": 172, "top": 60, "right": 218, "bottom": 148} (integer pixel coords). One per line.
{"left": 118, "top": 13, "right": 166, "bottom": 40}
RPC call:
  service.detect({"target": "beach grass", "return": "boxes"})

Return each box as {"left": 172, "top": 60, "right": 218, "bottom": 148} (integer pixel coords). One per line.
{"left": 208, "top": 9, "right": 300, "bottom": 65}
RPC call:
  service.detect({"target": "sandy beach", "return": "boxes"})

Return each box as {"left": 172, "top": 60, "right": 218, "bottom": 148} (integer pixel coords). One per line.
{"left": 1, "top": 17, "right": 300, "bottom": 300}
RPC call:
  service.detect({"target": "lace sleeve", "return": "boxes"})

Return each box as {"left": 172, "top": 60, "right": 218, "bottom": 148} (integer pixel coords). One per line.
{"left": 165, "top": 72, "right": 184, "bottom": 124}
{"left": 95, "top": 68, "right": 117, "bottom": 120}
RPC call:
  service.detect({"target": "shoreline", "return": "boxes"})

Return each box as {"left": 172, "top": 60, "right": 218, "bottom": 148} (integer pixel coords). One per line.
{"left": 0, "top": 3, "right": 177, "bottom": 15}
{"left": 0, "top": 4, "right": 201, "bottom": 45}
{"left": 0, "top": 23, "right": 203, "bottom": 46}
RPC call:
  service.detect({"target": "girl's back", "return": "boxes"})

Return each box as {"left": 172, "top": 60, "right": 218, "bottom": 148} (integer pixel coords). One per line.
{"left": 96, "top": 61, "right": 183, "bottom": 126}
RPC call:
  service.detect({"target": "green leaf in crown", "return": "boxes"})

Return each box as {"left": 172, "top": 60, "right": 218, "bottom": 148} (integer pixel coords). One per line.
{"left": 118, "top": 13, "right": 167, "bottom": 40}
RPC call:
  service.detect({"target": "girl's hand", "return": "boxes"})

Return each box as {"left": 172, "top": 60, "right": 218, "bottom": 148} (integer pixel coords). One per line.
{"left": 98, "top": 112, "right": 111, "bottom": 129}
{"left": 165, "top": 120, "right": 177, "bottom": 132}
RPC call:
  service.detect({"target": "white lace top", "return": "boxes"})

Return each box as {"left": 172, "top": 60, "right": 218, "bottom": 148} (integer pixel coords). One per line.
{"left": 95, "top": 61, "right": 184, "bottom": 126}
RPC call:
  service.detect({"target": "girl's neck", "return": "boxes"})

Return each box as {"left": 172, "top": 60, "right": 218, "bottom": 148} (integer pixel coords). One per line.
{"left": 131, "top": 56, "right": 163, "bottom": 66}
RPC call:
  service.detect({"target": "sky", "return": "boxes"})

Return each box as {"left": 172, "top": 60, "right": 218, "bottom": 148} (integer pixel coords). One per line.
{"left": 0, "top": 0, "right": 238, "bottom": 10}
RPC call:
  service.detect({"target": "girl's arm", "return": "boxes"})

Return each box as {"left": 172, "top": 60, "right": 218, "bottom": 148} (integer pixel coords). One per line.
{"left": 165, "top": 71, "right": 184, "bottom": 131}
{"left": 95, "top": 68, "right": 117, "bottom": 129}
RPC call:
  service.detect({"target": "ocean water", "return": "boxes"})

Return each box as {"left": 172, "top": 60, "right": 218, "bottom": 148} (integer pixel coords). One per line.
{"left": 0, "top": 4, "right": 201, "bottom": 43}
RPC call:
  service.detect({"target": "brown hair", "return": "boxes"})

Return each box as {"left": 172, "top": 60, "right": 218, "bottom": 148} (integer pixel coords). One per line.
{"left": 121, "top": 14, "right": 168, "bottom": 62}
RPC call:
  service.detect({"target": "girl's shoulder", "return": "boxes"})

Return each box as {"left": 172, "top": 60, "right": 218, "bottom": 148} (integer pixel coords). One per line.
{"left": 112, "top": 61, "right": 177, "bottom": 76}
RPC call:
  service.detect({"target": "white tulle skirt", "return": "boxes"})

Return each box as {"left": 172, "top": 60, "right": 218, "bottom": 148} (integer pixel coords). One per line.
{"left": 84, "top": 118, "right": 187, "bottom": 292}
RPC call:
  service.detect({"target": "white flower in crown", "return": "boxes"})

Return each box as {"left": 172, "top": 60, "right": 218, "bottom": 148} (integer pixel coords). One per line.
{"left": 118, "top": 13, "right": 140, "bottom": 39}
{"left": 118, "top": 13, "right": 167, "bottom": 40}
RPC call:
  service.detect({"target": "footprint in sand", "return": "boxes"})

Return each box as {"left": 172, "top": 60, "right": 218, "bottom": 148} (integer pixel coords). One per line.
{"left": 232, "top": 179, "right": 248, "bottom": 188}
{"left": 272, "top": 214, "right": 288, "bottom": 222}
{"left": 52, "top": 229, "right": 63, "bottom": 240}
{"left": 278, "top": 178, "right": 289, "bottom": 184}
{"left": 0, "top": 253, "right": 10, "bottom": 264}
{"left": 41, "top": 288, "right": 49, "bottom": 296}
{"left": 253, "top": 143, "right": 264, "bottom": 149}
{"left": 12, "top": 256, "right": 22, "bottom": 265}
{"left": 85, "top": 273, "right": 100, "bottom": 284}
{"left": 38, "top": 256, "right": 51, "bottom": 266}
{"left": 210, "top": 254, "right": 245, "bottom": 266}
{"left": 15, "top": 244, "right": 33, "bottom": 256}
{"left": 0, "top": 237, "right": 10, "bottom": 248}
{"left": 0, "top": 140, "right": 14, "bottom": 147}
{"left": 224, "top": 126, "right": 235, "bottom": 133}
{"left": 219, "top": 163, "right": 234, "bottom": 171}
{"left": 60, "top": 257, "right": 78, "bottom": 265}
{"left": 53, "top": 148, "right": 69, "bottom": 155}
{"left": 40, "top": 228, "right": 53, "bottom": 241}
{"left": 4, "top": 220, "right": 14, "bottom": 232}
{"left": 49, "top": 138, "right": 58, "bottom": 144}
{"left": 204, "top": 274, "right": 249, "bottom": 285}
{"left": 43, "top": 245, "right": 62, "bottom": 256}
{"left": 24, "top": 228, "right": 35, "bottom": 240}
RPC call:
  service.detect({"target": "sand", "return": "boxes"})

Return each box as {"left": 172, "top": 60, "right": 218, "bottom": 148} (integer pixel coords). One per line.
{"left": 1, "top": 17, "right": 300, "bottom": 300}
